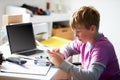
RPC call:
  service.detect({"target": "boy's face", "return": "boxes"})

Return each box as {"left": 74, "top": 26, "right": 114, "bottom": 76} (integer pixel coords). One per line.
{"left": 73, "top": 25, "right": 95, "bottom": 43}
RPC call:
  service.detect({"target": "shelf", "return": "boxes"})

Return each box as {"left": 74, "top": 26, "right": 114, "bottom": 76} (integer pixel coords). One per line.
{"left": 30, "top": 13, "right": 70, "bottom": 23}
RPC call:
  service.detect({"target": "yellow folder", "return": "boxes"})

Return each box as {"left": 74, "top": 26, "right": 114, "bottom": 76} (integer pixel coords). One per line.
{"left": 41, "top": 36, "right": 71, "bottom": 48}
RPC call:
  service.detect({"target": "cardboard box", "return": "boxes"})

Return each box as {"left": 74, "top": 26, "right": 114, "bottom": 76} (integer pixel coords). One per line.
{"left": 2, "top": 15, "right": 22, "bottom": 27}
{"left": 52, "top": 27, "right": 73, "bottom": 40}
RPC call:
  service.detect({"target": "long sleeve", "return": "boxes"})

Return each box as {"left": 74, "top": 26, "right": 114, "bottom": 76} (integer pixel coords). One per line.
{"left": 60, "top": 61, "right": 105, "bottom": 80}
{"left": 60, "top": 39, "right": 81, "bottom": 59}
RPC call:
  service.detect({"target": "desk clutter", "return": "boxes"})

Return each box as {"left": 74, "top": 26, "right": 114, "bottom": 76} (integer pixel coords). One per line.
{"left": 0, "top": 52, "right": 52, "bottom": 76}
{"left": 5, "top": 57, "right": 27, "bottom": 65}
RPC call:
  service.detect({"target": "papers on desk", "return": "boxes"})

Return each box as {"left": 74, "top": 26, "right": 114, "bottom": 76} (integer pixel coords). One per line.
{"left": 41, "top": 36, "right": 71, "bottom": 48}
{"left": 1, "top": 60, "right": 51, "bottom": 76}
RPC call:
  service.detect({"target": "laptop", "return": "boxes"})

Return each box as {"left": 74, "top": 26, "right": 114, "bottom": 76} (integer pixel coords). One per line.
{"left": 6, "top": 22, "right": 44, "bottom": 56}
{"left": 5, "top": 23, "right": 52, "bottom": 76}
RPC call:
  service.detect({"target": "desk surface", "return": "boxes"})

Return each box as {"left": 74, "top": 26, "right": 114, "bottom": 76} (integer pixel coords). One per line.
{"left": 0, "top": 43, "right": 59, "bottom": 80}
{"left": 0, "top": 67, "right": 59, "bottom": 80}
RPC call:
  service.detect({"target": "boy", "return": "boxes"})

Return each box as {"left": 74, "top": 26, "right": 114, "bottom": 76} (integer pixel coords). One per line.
{"left": 48, "top": 6, "right": 120, "bottom": 80}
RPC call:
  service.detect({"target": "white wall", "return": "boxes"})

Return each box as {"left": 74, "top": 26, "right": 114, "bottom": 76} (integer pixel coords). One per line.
{"left": 70, "top": 0, "right": 120, "bottom": 63}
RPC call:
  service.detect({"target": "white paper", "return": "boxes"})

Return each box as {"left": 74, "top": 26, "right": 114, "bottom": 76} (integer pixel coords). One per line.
{"left": 1, "top": 60, "right": 51, "bottom": 76}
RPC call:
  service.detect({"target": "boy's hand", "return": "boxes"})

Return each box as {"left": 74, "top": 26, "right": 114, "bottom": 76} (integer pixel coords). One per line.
{"left": 51, "top": 48, "right": 64, "bottom": 59}
{"left": 52, "top": 48, "right": 60, "bottom": 53}
{"left": 47, "top": 50, "right": 64, "bottom": 67}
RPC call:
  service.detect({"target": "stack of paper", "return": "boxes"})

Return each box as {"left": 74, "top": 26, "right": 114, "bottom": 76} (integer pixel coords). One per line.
{"left": 1, "top": 60, "right": 51, "bottom": 76}
{"left": 41, "top": 36, "right": 71, "bottom": 48}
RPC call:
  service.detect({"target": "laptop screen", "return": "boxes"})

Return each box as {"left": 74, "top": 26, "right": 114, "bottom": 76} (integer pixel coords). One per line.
{"left": 6, "top": 23, "right": 36, "bottom": 53}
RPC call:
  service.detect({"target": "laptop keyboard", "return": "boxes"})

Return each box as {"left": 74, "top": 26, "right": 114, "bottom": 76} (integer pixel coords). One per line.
{"left": 17, "top": 49, "right": 44, "bottom": 56}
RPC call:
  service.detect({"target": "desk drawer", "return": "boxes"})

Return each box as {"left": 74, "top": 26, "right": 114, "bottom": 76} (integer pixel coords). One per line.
{"left": 52, "top": 27, "right": 73, "bottom": 40}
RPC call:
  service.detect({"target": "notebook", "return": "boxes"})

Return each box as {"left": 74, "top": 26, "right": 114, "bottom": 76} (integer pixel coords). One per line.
{"left": 6, "top": 22, "right": 44, "bottom": 56}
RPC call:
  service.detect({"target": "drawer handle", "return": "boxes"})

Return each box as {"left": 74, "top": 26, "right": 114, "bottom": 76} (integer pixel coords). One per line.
{"left": 62, "top": 30, "right": 67, "bottom": 32}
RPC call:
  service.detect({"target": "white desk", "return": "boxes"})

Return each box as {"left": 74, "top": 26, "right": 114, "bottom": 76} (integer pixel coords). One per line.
{"left": 0, "top": 43, "right": 70, "bottom": 80}
{"left": 0, "top": 68, "right": 58, "bottom": 80}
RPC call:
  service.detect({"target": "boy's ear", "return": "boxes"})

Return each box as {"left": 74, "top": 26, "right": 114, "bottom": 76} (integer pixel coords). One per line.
{"left": 90, "top": 25, "right": 97, "bottom": 32}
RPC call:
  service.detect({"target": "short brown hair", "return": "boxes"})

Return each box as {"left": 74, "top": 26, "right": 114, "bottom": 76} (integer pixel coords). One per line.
{"left": 70, "top": 6, "right": 100, "bottom": 30}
